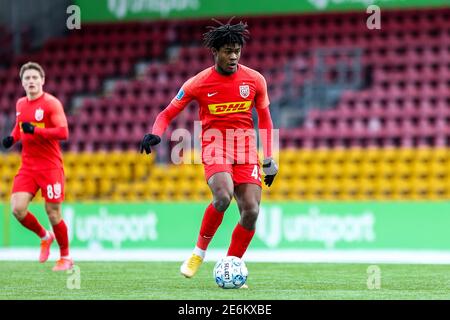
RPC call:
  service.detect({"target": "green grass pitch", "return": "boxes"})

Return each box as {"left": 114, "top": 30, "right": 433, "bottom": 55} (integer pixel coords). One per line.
{"left": 0, "top": 261, "right": 449, "bottom": 299}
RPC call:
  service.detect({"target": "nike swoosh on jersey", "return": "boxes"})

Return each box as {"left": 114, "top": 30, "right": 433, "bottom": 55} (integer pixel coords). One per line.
{"left": 16, "top": 112, "right": 21, "bottom": 116}
{"left": 207, "top": 92, "right": 218, "bottom": 97}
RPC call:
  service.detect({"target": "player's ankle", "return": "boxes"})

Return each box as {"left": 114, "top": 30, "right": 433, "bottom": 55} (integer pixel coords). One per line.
{"left": 193, "top": 246, "right": 206, "bottom": 259}
{"left": 40, "top": 230, "right": 50, "bottom": 240}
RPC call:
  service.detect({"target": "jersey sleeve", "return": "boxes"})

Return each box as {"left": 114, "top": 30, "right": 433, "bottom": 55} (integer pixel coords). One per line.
{"left": 11, "top": 101, "right": 21, "bottom": 142}
{"left": 34, "top": 98, "right": 69, "bottom": 140}
{"left": 10, "top": 120, "right": 20, "bottom": 142}
{"left": 256, "top": 107, "right": 273, "bottom": 158}
{"left": 254, "top": 72, "right": 270, "bottom": 109}
{"left": 49, "top": 98, "right": 68, "bottom": 128}
{"left": 152, "top": 103, "right": 183, "bottom": 137}
{"left": 170, "top": 76, "right": 197, "bottom": 110}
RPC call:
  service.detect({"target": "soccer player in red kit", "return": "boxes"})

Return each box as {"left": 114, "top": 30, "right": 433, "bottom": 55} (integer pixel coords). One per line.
{"left": 1, "top": 62, "right": 73, "bottom": 271}
{"left": 140, "top": 19, "right": 278, "bottom": 285}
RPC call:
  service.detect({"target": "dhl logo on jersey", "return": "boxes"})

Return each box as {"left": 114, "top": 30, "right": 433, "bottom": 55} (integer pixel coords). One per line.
{"left": 208, "top": 101, "right": 252, "bottom": 115}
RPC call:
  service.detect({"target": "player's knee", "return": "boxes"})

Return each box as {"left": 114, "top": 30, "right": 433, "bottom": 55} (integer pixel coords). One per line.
{"left": 46, "top": 210, "right": 62, "bottom": 225}
{"left": 240, "top": 206, "right": 259, "bottom": 229}
{"left": 11, "top": 205, "right": 28, "bottom": 221}
{"left": 213, "top": 191, "right": 233, "bottom": 212}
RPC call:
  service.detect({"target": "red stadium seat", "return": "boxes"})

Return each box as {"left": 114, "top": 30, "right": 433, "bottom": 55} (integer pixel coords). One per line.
{"left": 3, "top": 9, "right": 447, "bottom": 151}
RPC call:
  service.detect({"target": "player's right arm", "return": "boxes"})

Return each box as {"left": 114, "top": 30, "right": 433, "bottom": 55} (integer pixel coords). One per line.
{"left": 2, "top": 105, "right": 21, "bottom": 149}
{"left": 140, "top": 77, "right": 197, "bottom": 154}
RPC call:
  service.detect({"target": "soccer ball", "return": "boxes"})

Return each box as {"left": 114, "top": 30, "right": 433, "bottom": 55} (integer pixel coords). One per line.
{"left": 213, "top": 256, "right": 248, "bottom": 289}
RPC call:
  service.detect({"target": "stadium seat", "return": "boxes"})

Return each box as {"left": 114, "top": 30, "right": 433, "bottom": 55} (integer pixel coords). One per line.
{"left": 2, "top": 9, "right": 449, "bottom": 201}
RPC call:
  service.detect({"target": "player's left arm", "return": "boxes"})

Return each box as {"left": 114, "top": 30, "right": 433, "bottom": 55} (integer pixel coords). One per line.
{"left": 255, "top": 73, "right": 278, "bottom": 187}
{"left": 23, "top": 99, "right": 69, "bottom": 140}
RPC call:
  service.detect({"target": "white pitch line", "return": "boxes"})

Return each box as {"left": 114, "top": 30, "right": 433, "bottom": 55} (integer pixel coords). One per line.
{"left": 2, "top": 248, "right": 450, "bottom": 264}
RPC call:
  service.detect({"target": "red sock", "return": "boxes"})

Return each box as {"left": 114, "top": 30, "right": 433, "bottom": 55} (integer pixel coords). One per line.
{"left": 227, "top": 223, "right": 255, "bottom": 258}
{"left": 19, "top": 212, "right": 47, "bottom": 238}
{"left": 196, "top": 203, "right": 225, "bottom": 250}
{"left": 52, "top": 220, "right": 69, "bottom": 257}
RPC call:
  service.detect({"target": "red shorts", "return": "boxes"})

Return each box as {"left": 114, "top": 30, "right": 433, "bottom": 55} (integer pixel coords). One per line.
{"left": 204, "top": 163, "right": 262, "bottom": 186}
{"left": 12, "top": 168, "right": 65, "bottom": 203}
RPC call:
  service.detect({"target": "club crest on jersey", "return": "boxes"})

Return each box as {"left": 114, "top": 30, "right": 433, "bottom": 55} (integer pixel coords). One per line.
{"left": 239, "top": 85, "right": 250, "bottom": 98}
{"left": 35, "top": 108, "right": 44, "bottom": 121}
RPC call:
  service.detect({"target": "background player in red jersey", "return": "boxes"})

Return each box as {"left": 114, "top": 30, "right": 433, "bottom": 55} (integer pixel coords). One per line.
{"left": 140, "top": 19, "right": 278, "bottom": 284}
{"left": 1, "top": 62, "right": 73, "bottom": 271}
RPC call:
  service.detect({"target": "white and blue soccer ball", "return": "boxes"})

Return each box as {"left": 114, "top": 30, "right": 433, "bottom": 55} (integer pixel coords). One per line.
{"left": 213, "top": 256, "right": 248, "bottom": 289}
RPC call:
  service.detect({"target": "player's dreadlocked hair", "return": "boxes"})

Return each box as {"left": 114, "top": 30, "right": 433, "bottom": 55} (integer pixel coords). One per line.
{"left": 203, "top": 17, "right": 250, "bottom": 50}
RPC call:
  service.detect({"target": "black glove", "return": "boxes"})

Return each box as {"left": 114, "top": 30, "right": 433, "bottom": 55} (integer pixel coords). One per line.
{"left": 2, "top": 136, "right": 14, "bottom": 149}
{"left": 140, "top": 133, "right": 161, "bottom": 154}
{"left": 22, "top": 122, "right": 35, "bottom": 134}
{"left": 262, "top": 157, "right": 278, "bottom": 187}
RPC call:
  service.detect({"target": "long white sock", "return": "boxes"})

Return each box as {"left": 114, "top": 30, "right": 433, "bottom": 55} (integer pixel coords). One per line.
{"left": 193, "top": 246, "right": 206, "bottom": 259}
{"left": 40, "top": 230, "right": 50, "bottom": 240}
